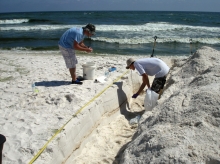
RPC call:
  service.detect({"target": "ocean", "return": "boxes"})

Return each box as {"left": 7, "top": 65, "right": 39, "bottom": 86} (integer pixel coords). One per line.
{"left": 0, "top": 11, "right": 220, "bottom": 56}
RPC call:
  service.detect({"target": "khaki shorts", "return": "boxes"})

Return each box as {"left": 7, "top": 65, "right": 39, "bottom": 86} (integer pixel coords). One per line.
{"left": 59, "top": 45, "right": 78, "bottom": 68}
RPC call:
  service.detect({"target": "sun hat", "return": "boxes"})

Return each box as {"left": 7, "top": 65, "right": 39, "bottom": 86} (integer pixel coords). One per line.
{"left": 126, "top": 58, "right": 135, "bottom": 69}
{"left": 83, "top": 23, "right": 96, "bottom": 35}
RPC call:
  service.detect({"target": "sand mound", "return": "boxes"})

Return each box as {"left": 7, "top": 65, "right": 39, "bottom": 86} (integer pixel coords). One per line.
{"left": 120, "top": 46, "right": 220, "bottom": 163}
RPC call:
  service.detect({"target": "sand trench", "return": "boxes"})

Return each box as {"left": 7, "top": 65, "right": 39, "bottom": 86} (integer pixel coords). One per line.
{"left": 64, "top": 91, "right": 146, "bottom": 164}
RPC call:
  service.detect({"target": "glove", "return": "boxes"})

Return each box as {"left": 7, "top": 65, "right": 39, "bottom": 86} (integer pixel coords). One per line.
{"left": 132, "top": 93, "right": 139, "bottom": 98}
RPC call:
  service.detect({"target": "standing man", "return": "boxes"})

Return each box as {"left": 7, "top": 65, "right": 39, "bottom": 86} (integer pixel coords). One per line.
{"left": 58, "top": 23, "right": 96, "bottom": 85}
{"left": 126, "top": 57, "right": 170, "bottom": 98}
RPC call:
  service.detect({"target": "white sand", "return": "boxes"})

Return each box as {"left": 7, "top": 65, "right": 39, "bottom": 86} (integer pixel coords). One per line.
{"left": 0, "top": 50, "right": 177, "bottom": 164}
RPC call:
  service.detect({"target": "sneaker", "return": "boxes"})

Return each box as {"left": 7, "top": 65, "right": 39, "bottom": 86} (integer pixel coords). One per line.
{"left": 72, "top": 80, "right": 83, "bottom": 85}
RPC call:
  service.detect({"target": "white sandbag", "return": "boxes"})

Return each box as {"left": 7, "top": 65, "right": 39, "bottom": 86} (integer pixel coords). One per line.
{"left": 144, "top": 89, "right": 159, "bottom": 111}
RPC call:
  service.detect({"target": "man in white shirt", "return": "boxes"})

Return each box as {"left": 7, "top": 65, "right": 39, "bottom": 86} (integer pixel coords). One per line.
{"left": 126, "top": 57, "right": 170, "bottom": 98}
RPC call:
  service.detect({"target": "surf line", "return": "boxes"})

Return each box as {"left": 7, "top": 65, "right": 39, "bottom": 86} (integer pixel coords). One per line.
{"left": 29, "top": 70, "right": 129, "bottom": 164}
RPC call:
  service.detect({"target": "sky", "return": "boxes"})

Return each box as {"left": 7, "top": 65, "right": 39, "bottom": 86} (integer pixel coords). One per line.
{"left": 0, "top": 0, "right": 220, "bottom": 13}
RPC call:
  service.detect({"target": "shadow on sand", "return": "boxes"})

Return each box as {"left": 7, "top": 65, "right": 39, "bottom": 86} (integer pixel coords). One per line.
{"left": 113, "top": 81, "right": 145, "bottom": 164}
{"left": 114, "top": 81, "right": 145, "bottom": 120}
{"left": 35, "top": 80, "right": 71, "bottom": 87}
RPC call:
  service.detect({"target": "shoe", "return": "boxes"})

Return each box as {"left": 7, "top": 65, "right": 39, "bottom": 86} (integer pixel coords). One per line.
{"left": 72, "top": 80, "right": 83, "bottom": 85}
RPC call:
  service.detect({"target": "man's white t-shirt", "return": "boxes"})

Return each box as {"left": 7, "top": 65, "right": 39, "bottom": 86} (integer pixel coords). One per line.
{"left": 134, "top": 58, "right": 170, "bottom": 78}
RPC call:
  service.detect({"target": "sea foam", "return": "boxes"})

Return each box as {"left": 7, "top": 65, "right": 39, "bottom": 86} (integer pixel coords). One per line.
{"left": 0, "top": 19, "right": 29, "bottom": 24}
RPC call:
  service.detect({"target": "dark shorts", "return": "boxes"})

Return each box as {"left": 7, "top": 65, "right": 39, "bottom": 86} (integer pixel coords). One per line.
{"left": 151, "top": 76, "right": 167, "bottom": 93}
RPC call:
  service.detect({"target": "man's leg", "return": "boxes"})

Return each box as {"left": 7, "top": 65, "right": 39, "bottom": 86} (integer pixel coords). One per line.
{"left": 69, "top": 67, "right": 76, "bottom": 81}
{"left": 158, "top": 89, "right": 164, "bottom": 99}
{"left": 59, "top": 46, "right": 82, "bottom": 85}
{"left": 70, "top": 67, "right": 82, "bottom": 85}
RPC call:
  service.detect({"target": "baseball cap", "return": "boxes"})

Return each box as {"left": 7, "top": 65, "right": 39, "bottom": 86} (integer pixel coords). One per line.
{"left": 83, "top": 23, "right": 96, "bottom": 35}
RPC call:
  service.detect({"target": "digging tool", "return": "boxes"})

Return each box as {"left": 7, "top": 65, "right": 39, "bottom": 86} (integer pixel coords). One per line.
{"left": 151, "top": 36, "right": 157, "bottom": 57}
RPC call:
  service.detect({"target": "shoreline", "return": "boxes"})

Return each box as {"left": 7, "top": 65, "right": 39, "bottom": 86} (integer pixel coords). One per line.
{"left": 0, "top": 49, "right": 191, "bottom": 57}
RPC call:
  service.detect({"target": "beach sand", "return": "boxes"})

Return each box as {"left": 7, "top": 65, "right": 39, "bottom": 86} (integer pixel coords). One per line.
{"left": 0, "top": 50, "right": 181, "bottom": 164}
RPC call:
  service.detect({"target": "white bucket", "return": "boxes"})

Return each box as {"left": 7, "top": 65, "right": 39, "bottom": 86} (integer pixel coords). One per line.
{"left": 82, "top": 62, "right": 96, "bottom": 80}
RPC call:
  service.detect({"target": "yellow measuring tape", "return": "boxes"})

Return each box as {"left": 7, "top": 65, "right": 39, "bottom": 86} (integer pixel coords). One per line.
{"left": 29, "top": 70, "right": 129, "bottom": 164}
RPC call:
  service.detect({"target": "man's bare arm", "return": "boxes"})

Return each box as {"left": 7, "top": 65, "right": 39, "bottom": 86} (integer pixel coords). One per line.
{"left": 136, "top": 73, "right": 150, "bottom": 95}
{"left": 74, "top": 40, "right": 93, "bottom": 52}
{"left": 79, "top": 41, "right": 89, "bottom": 48}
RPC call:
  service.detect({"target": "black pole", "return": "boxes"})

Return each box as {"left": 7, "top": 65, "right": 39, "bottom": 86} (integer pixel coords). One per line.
{"left": 151, "top": 36, "right": 157, "bottom": 57}
{"left": 0, "top": 134, "right": 6, "bottom": 164}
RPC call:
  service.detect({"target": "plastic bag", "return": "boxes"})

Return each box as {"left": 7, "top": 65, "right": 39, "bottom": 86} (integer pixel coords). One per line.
{"left": 144, "top": 89, "right": 159, "bottom": 111}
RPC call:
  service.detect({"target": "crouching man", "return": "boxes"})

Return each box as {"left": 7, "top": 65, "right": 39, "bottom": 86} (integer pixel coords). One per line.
{"left": 126, "top": 57, "right": 170, "bottom": 99}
